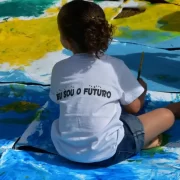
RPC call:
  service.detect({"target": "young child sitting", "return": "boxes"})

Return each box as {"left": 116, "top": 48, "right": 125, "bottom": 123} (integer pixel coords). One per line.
{"left": 50, "top": 0, "right": 180, "bottom": 167}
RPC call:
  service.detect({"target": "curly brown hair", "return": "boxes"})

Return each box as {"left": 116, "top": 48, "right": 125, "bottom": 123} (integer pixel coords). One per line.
{"left": 57, "top": 0, "right": 114, "bottom": 57}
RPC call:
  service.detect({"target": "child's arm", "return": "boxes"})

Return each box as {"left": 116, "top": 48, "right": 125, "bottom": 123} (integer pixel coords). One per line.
{"left": 138, "top": 78, "right": 147, "bottom": 107}
{"left": 117, "top": 61, "right": 145, "bottom": 114}
{"left": 123, "top": 78, "right": 147, "bottom": 114}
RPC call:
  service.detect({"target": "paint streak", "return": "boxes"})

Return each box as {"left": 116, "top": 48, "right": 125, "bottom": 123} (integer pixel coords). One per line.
{"left": 104, "top": 7, "right": 121, "bottom": 21}
{"left": 165, "top": 0, "right": 180, "bottom": 5}
{"left": 0, "top": 0, "right": 57, "bottom": 18}
{"left": 143, "top": 147, "right": 165, "bottom": 157}
{"left": 0, "top": 101, "right": 40, "bottom": 113}
{"left": 0, "top": 1, "right": 179, "bottom": 67}
{"left": 155, "top": 74, "right": 180, "bottom": 83}
{"left": 10, "top": 84, "right": 26, "bottom": 97}
{"left": 0, "top": 16, "right": 63, "bottom": 66}
{"left": 157, "top": 11, "right": 180, "bottom": 32}
{"left": 45, "top": 0, "right": 67, "bottom": 15}
{"left": 127, "top": 159, "right": 142, "bottom": 163}
{"left": 111, "top": 4, "right": 180, "bottom": 38}
{"left": 45, "top": 6, "right": 60, "bottom": 15}
{"left": 0, "top": 172, "right": 5, "bottom": 176}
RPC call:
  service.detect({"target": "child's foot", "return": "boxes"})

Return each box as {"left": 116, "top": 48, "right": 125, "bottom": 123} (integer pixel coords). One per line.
{"left": 143, "top": 135, "right": 162, "bottom": 149}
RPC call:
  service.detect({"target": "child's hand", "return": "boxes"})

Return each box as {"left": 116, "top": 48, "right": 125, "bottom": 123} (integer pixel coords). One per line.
{"left": 138, "top": 78, "right": 147, "bottom": 91}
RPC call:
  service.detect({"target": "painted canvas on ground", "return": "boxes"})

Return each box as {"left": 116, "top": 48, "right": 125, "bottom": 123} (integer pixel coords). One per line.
{"left": 0, "top": 0, "right": 180, "bottom": 179}
{"left": 0, "top": 89, "right": 180, "bottom": 179}
{"left": 0, "top": 0, "right": 179, "bottom": 91}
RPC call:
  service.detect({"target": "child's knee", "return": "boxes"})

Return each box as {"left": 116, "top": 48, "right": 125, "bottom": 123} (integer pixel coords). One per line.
{"left": 160, "top": 108, "right": 175, "bottom": 126}
{"left": 166, "top": 102, "right": 180, "bottom": 118}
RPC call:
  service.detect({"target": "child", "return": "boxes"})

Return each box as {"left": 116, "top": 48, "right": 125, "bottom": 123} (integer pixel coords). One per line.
{"left": 50, "top": 0, "right": 180, "bottom": 167}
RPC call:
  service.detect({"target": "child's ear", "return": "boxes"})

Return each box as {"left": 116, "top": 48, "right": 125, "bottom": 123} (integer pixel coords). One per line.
{"left": 60, "top": 36, "right": 71, "bottom": 50}
{"left": 66, "top": 39, "right": 73, "bottom": 51}
{"left": 66, "top": 38, "right": 76, "bottom": 52}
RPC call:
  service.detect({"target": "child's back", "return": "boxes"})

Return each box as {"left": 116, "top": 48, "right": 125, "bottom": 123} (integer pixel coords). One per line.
{"left": 50, "top": 54, "right": 143, "bottom": 163}
{"left": 50, "top": 0, "right": 180, "bottom": 167}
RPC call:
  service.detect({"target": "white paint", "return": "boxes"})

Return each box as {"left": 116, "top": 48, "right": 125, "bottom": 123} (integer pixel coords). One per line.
{"left": 25, "top": 50, "right": 69, "bottom": 84}
{"left": 0, "top": 141, "right": 14, "bottom": 150}
{"left": 147, "top": 91, "right": 177, "bottom": 101}
{"left": 18, "top": 102, "right": 49, "bottom": 145}
{"left": 98, "top": 1, "right": 123, "bottom": 9}
{"left": 0, "top": 49, "right": 68, "bottom": 84}
{"left": 122, "top": 0, "right": 147, "bottom": 8}
{"left": 164, "top": 147, "right": 180, "bottom": 155}
{"left": 73, "top": 174, "right": 87, "bottom": 180}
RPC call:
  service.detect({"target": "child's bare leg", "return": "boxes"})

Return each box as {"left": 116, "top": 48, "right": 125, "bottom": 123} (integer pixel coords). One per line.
{"left": 138, "top": 102, "right": 180, "bottom": 149}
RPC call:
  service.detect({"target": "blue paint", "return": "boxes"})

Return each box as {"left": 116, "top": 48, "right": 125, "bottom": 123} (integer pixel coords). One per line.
{"left": 107, "top": 43, "right": 180, "bottom": 92}
{"left": 0, "top": 70, "right": 41, "bottom": 84}
{"left": 0, "top": 147, "right": 179, "bottom": 179}
{"left": 0, "top": 84, "right": 179, "bottom": 179}
{"left": 0, "top": 84, "right": 49, "bottom": 141}
{"left": 0, "top": 42, "right": 179, "bottom": 92}
{"left": 0, "top": 150, "right": 139, "bottom": 179}
{"left": 62, "top": 49, "right": 73, "bottom": 56}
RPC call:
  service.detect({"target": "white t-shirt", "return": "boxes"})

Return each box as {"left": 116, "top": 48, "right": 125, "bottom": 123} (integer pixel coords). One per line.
{"left": 50, "top": 54, "right": 144, "bottom": 163}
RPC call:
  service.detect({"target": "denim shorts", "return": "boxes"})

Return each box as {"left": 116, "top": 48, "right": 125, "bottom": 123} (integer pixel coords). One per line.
{"left": 90, "top": 113, "right": 145, "bottom": 167}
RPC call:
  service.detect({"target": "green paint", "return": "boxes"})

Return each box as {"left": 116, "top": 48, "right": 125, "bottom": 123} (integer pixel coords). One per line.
{"left": 155, "top": 74, "right": 180, "bottom": 83}
{"left": 175, "top": 94, "right": 180, "bottom": 102}
{"left": 157, "top": 11, "right": 180, "bottom": 32}
{"left": 10, "top": 84, "right": 26, "bottom": 97}
{"left": 0, "top": 0, "right": 57, "bottom": 18}
{"left": 118, "top": 27, "right": 179, "bottom": 43}
{"left": 127, "top": 159, "right": 142, "bottom": 163}
{"left": 0, "top": 101, "right": 39, "bottom": 113}
{"left": 34, "top": 109, "right": 43, "bottom": 121}
{"left": 142, "top": 146, "right": 165, "bottom": 157}
{"left": 0, "top": 107, "right": 48, "bottom": 125}
{"left": 33, "top": 108, "right": 50, "bottom": 121}
{"left": 94, "top": 0, "right": 104, "bottom": 2}
{"left": 141, "top": 134, "right": 170, "bottom": 157}
{"left": 157, "top": 75, "right": 167, "bottom": 80}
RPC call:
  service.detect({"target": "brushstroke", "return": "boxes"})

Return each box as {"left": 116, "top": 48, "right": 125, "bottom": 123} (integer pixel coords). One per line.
{"left": 0, "top": 0, "right": 58, "bottom": 18}
{"left": 0, "top": 16, "right": 62, "bottom": 66}
{"left": 0, "top": 101, "right": 39, "bottom": 113}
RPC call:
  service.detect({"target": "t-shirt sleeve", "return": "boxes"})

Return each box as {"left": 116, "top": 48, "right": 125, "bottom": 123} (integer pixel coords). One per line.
{"left": 118, "top": 61, "right": 144, "bottom": 105}
{"left": 49, "top": 65, "right": 59, "bottom": 103}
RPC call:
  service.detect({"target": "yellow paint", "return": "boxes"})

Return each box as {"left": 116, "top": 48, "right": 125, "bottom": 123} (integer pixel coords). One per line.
{"left": 104, "top": 7, "right": 122, "bottom": 21}
{"left": 165, "top": 0, "right": 180, "bottom": 5}
{"left": 0, "top": 101, "right": 40, "bottom": 113}
{"left": 124, "top": 0, "right": 131, "bottom": 3}
{"left": 110, "top": 4, "right": 180, "bottom": 36}
{"left": 0, "top": 16, "right": 62, "bottom": 66}
{"left": 61, "top": 0, "right": 68, "bottom": 6}
{"left": 0, "top": 1, "right": 179, "bottom": 67}
{"left": 45, "top": 7, "right": 59, "bottom": 16}
{"left": 45, "top": 0, "right": 68, "bottom": 16}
